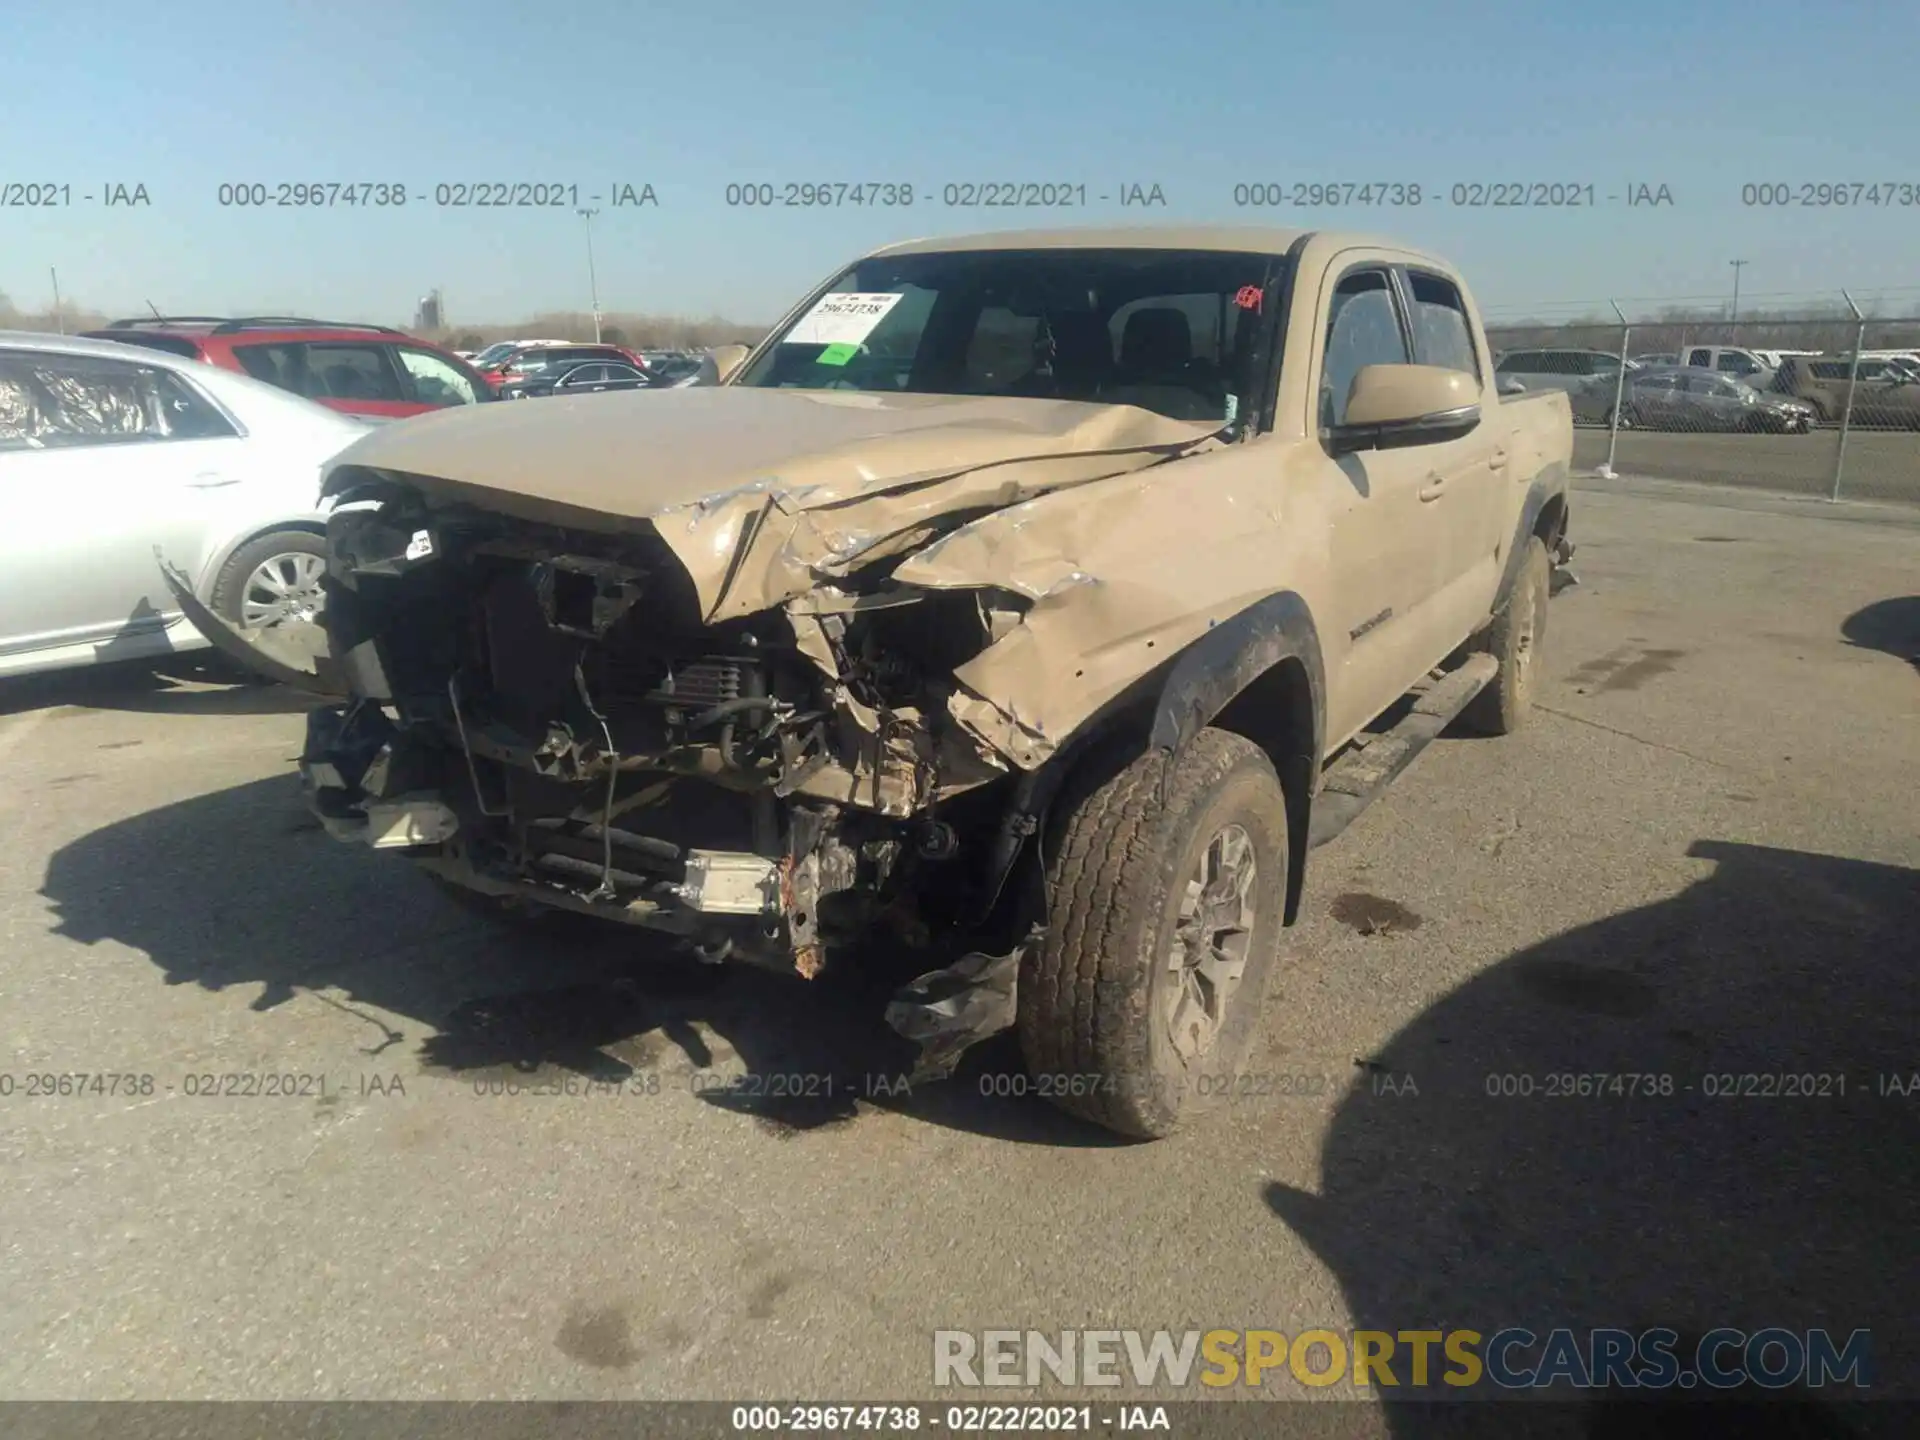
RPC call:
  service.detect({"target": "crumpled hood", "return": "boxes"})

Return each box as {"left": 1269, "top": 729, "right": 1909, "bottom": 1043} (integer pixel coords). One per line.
{"left": 322, "top": 386, "right": 1221, "bottom": 621}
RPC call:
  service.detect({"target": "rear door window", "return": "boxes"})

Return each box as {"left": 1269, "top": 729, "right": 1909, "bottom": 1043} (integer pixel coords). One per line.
{"left": 297, "top": 344, "right": 406, "bottom": 402}
{"left": 1405, "top": 271, "right": 1480, "bottom": 379}
{"left": 0, "top": 351, "right": 236, "bottom": 450}
{"left": 232, "top": 343, "right": 298, "bottom": 391}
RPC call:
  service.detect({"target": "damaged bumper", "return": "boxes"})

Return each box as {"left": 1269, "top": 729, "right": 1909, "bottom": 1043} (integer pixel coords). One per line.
{"left": 179, "top": 400, "right": 1228, "bottom": 1075}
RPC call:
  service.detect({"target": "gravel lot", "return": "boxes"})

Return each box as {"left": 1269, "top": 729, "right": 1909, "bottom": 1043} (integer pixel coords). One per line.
{"left": 2, "top": 477, "right": 1916, "bottom": 1431}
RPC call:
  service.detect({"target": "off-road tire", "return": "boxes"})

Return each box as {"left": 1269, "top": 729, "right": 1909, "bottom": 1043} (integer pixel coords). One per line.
{"left": 211, "top": 529, "right": 327, "bottom": 626}
{"left": 1460, "top": 535, "right": 1550, "bottom": 736}
{"left": 1017, "top": 730, "right": 1289, "bottom": 1139}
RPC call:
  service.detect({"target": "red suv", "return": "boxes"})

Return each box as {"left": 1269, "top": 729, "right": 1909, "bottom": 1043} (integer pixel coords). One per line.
{"left": 80, "top": 317, "right": 495, "bottom": 421}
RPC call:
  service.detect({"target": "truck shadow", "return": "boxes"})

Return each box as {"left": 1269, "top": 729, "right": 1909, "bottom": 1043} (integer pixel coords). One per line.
{"left": 1266, "top": 839, "right": 1920, "bottom": 1436}
{"left": 0, "top": 655, "right": 311, "bottom": 717}
{"left": 1841, "top": 596, "right": 1920, "bottom": 673}
{"left": 38, "top": 772, "right": 1122, "bottom": 1147}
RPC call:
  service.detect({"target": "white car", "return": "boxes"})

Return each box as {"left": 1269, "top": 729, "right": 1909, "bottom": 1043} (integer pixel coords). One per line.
{"left": 0, "top": 331, "right": 369, "bottom": 679}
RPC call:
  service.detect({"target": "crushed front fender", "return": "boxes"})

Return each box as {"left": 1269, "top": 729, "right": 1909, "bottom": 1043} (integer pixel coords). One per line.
{"left": 156, "top": 555, "right": 348, "bottom": 695}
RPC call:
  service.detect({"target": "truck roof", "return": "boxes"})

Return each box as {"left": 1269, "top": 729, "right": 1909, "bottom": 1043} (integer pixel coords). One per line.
{"left": 868, "top": 224, "right": 1336, "bottom": 258}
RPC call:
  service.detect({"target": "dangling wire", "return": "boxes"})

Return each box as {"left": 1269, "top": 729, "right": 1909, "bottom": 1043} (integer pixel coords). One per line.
{"left": 573, "top": 663, "right": 620, "bottom": 901}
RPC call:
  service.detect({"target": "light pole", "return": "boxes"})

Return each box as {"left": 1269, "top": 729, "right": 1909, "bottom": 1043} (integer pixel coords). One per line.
{"left": 1728, "top": 258, "right": 1748, "bottom": 337}
{"left": 578, "top": 207, "right": 603, "bottom": 342}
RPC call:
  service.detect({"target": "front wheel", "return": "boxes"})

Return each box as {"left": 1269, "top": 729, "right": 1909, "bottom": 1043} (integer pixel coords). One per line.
{"left": 1017, "top": 730, "right": 1290, "bottom": 1139}
{"left": 1606, "top": 405, "right": 1638, "bottom": 430}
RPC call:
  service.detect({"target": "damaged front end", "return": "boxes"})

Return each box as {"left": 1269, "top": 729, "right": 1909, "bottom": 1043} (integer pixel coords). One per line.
{"left": 285, "top": 471, "right": 1061, "bottom": 1012}
{"left": 162, "top": 391, "right": 1228, "bottom": 1077}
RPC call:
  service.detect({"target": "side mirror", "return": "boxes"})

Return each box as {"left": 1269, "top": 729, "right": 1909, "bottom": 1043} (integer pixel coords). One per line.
{"left": 1327, "top": 364, "right": 1481, "bottom": 455}
{"left": 1498, "top": 376, "right": 1526, "bottom": 396}
{"left": 709, "top": 344, "right": 751, "bottom": 384}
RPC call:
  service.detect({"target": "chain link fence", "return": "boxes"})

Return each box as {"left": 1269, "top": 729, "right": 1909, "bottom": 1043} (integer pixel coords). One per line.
{"left": 1485, "top": 304, "right": 1920, "bottom": 504}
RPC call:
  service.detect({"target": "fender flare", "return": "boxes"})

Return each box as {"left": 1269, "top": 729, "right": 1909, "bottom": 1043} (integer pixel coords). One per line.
{"left": 1147, "top": 591, "right": 1326, "bottom": 925}
{"left": 1491, "top": 462, "right": 1571, "bottom": 617}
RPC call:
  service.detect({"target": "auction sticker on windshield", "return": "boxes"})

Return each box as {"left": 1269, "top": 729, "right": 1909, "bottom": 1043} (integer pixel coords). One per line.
{"left": 785, "top": 292, "right": 906, "bottom": 345}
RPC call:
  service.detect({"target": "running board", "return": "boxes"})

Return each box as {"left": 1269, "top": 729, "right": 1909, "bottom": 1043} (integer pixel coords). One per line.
{"left": 1307, "top": 652, "right": 1499, "bottom": 850}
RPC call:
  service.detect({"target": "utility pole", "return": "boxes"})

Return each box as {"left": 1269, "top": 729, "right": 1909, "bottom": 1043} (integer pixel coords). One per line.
{"left": 50, "top": 268, "right": 63, "bottom": 334}
{"left": 578, "top": 207, "right": 603, "bottom": 342}
{"left": 1728, "top": 259, "right": 1748, "bottom": 337}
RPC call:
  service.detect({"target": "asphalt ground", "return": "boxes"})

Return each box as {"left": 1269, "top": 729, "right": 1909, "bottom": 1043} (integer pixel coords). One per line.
{"left": 1571, "top": 423, "right": 1920, "bottom": 504}
{"left": 1, "top": 477, "right": 1916, "bottom": 1435}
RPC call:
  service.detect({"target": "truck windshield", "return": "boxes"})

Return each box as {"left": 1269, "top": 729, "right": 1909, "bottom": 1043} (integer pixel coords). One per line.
{"left": 735, "top": 247, "right": 1285, "bottom": 427}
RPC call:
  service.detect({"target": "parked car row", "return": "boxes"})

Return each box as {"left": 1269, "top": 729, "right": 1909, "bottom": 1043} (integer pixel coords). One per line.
{"left": 1494, "top": 343, "right": 1920, "bottom": 431}
{"left": 471, "top": 340, "right": 653, "bottom": 393}
{"left": 499, "top": 359, "right": 653, "bottom": 399}
{"left": 0, "top": 317, "right": 737, "bottom": 680}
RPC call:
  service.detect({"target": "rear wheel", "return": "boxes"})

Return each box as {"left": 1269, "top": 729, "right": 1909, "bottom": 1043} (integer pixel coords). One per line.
{"left": 1460, "top": 536, "right": 1550, "bottom": 736}
{"left": 1017, "top": 730, "right": 1289, "bottom": 1139}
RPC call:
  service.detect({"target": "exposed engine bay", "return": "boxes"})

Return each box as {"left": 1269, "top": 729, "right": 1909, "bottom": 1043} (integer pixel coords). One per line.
{"left": 299, "top": 472, "right": 1044, "bottom": 982}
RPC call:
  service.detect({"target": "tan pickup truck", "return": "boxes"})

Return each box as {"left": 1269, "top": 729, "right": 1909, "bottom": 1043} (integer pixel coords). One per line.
{"left": 169, "top": 226, "right": 1575, "bottom": 1138}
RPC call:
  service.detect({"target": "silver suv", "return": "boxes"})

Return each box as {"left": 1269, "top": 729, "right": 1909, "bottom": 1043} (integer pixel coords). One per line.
{"left": 1493, "top": 349, "right": 1628, "bottom": 424}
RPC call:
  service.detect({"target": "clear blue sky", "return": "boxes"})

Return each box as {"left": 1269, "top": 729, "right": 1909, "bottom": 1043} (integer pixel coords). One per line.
{"left": 4, "top": 0, "right": 1916, "bottom": 325}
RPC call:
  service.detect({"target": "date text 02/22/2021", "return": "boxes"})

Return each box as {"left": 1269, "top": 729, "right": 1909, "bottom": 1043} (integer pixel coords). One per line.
{"left": 1228, "top": 181, "right": 1676, "bottom": 207}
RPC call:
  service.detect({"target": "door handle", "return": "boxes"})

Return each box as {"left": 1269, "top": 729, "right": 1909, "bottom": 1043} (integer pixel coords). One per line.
{"left": 1418, "top": 474, "right": 1447, "bottom": 502}
{"left": 1488, "top": 447, "right": 1510, "bottom": 471}
{"left": 188, "top": 473, "right": 240, "bottom": 488}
